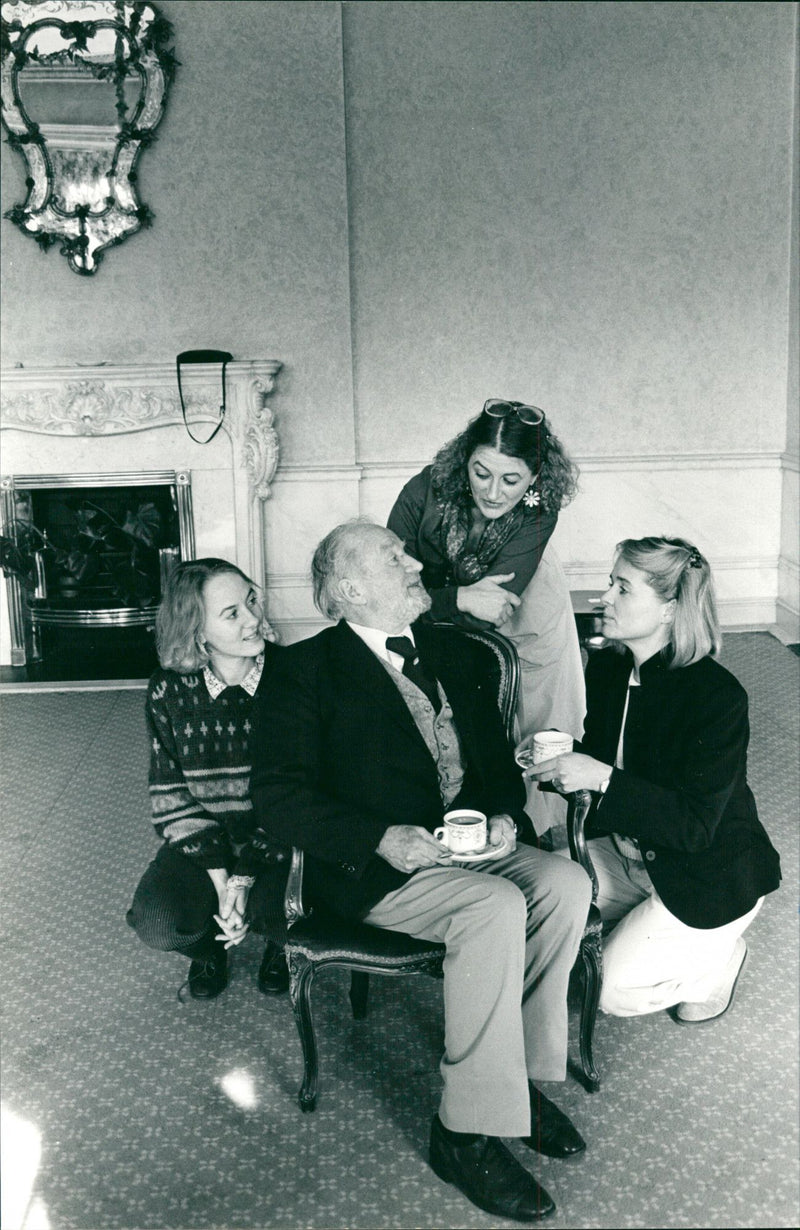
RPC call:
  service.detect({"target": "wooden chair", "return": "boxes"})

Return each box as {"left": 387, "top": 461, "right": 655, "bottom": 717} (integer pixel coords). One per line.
{"left": 564, "top": 788, "right": 602, "bottom": 1091}
{"left": 280, "top": 626, "right": 602, "bottom": 1111}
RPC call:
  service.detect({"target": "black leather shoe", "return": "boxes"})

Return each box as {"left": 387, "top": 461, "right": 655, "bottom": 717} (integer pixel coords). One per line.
{"left": 186, "top": 950, "right": 228, "bottom": 1000}
{"left": 429, "top": 1115, "right": 555, "bottom": 1222}
{"left": 257, "top": 939, "right": 290, "bottom": 995}
{"left": 524, "top": 1085, "right": 586, "bottom": 1158}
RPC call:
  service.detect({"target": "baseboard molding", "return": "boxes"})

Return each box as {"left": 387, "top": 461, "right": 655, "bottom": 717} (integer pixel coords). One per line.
{"left": 715, "top": 597, "right": 780, "bottom": 627}
{"left": 0, "top": 677, "right": 148, "bottom": 693}
{"left": 774, "top": 598, "right": 800, "bottom": 645}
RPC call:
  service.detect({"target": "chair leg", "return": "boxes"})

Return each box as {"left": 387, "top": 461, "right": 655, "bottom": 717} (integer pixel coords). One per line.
{"left": 577, "top": 934, "right": 602, "bottom": 1092}
{"left": 349, "top": 971, "right": 369, "bottom": 1019}
{"left": 287, "top": 949, "right": 320, "bottom": 1112}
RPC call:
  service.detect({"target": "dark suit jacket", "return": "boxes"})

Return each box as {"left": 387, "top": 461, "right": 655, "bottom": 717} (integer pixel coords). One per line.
{"left": 581, "top": 647, "right": 781, "bottom": 929}
{"left": 250, "top": 620, "right": 531, "bottom": 919}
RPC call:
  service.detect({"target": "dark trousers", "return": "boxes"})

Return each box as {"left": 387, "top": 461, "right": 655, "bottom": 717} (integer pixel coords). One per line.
{"left": 126, "top": 844, "right": 288, "bottom": 961}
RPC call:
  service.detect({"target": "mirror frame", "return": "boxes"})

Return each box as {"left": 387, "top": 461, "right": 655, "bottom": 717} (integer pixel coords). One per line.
{"left": 0, "top": 0, "right": 177, "bottom": 274}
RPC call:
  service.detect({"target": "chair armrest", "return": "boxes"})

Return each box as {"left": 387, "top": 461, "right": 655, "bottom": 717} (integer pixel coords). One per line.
{"left": 283, "top": 846, "right": 313, "bottom": 927}
{"left": 565, "top": 790, "right": 598, "bottom": 902}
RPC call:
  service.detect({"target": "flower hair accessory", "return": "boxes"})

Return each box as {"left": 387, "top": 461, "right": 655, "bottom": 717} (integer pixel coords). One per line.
{"left": 687, "top": 548, "right": 703, "bottom": 569}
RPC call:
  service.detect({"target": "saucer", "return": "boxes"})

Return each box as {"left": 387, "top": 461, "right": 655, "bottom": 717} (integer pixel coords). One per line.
{"left": 450, "top": 836, "right": 510, "bottom": 863}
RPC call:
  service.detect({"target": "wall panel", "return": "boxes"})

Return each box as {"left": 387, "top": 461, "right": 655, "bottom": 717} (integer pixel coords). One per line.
{"left": 266, "top": 452, "right": 784, "bottom": 642}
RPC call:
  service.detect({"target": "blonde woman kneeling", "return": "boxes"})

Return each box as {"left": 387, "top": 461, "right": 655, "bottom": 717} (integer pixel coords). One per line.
{"left": 521, "top": 536, "right": 781, "bottom": 1022}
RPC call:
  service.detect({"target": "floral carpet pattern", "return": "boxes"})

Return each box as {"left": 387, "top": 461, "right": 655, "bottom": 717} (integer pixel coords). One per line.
{"left": 0, "top": 632, "right": 797, "bottom": 1229}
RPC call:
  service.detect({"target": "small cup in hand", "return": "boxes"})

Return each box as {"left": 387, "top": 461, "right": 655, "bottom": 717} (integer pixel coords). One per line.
{"left": 516, "top": 730, "right": 574, "bottom": 770}
{"left": 434, "top": 809, "right": 487, "bottom": 855}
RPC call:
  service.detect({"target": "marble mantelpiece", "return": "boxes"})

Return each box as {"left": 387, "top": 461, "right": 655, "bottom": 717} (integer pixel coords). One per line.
{"left": 0, "top": 360, "right": 281, "bottom": 665}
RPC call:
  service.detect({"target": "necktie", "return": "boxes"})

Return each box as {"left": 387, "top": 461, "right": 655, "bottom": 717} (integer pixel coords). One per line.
{"left": 385, "top": 636, "right": 441, "bottom": 713}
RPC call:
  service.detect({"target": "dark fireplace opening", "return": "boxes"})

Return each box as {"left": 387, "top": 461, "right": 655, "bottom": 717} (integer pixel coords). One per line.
{"left": 1, "top": 470, "right": 194, "bottom": 684}
{"left": 28, "top": 483, "right": 178, "bottom": 609}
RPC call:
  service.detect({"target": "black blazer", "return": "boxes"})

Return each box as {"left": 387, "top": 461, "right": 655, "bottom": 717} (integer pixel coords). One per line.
{"left": 250, "top": 620, "right": 531, "bottom": 919}
{"left": 581, "top": 647, "right": 781, "bottom": 929}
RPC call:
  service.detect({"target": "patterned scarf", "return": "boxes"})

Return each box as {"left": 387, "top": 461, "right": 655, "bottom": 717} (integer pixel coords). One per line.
{"left": 439, "top": 495, "right": 526, "bottom": 584}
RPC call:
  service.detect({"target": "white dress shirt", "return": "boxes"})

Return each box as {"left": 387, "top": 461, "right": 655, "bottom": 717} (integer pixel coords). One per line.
{"left": 346, "top": 621, "right": 416, "bottom": 670}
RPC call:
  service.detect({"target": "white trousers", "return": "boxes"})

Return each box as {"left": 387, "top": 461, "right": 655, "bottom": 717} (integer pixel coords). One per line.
{"left": 585, "top": 836, "right": 763, "bottom": 1017}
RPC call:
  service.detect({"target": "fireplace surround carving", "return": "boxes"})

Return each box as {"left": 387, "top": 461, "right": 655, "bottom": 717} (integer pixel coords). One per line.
{"left": 1, "top": 361, "right": 281, "bottom": 494}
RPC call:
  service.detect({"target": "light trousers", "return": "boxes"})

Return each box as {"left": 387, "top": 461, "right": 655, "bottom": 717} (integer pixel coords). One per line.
{"left": 501, "top": 543, "right": 587, "bottom": 838}
{"left": 364, "top": 844, "right": 591, "bottom": 1137}
{"left": 585, "top": 835, "right": 763, "bottom": 1017}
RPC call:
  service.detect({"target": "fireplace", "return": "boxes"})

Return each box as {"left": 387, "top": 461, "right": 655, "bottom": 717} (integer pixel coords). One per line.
{"left": 1, "top": 469, "right": 194, "bottom": 681}
{"left": 0, "top": 360, "right": 281, "bottom": 684}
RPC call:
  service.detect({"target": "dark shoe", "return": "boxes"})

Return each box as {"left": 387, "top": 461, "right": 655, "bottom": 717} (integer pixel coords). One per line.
{"left": 257, "top": 939, "right": 290, "bottom": 995}
{"left": 429, "top": 1115, "right": 555, "bottom": 1222}
{"left": 186, "top": 950, "right": 228, "bottom": 1000}
{"left": 524, "top": 1085, "right": 586, "bottom": 1158}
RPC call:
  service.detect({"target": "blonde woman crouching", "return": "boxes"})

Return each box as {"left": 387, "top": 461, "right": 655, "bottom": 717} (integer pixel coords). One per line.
{"left": 126, "top": 559, "right": 289, "bottom": 1001}
{"left": 521, "top": 536, "right": 781, "bottom": 1023}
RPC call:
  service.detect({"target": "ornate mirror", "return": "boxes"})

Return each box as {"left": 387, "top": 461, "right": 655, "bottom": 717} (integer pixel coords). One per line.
{"left": 1, "top": 0, "right": 176, "bottom": 274}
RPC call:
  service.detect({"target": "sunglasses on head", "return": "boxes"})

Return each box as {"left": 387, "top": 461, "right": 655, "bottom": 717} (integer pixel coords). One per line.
{"left": 482, "top": 399, "right": 545, "bottom": 427}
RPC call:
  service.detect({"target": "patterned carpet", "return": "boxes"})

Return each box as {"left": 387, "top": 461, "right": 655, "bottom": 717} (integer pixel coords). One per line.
{"left": 0, "top": 632, "right": 798, "bottom": 1230}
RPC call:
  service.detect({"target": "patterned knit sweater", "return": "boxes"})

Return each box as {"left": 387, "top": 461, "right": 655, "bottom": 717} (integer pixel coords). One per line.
{"left": 146, "top": 651, "right": 282, "bottom": 874}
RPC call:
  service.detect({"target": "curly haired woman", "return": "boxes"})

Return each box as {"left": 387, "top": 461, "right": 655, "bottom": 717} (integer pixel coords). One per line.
{"left": 388, "top": 399, "right": 584, "bottom": 835}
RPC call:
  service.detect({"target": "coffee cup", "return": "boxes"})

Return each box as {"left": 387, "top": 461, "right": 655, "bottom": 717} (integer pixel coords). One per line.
{"left": 434, "top": 809, "right": 487, "bottom": 855}
{"left": 516, "top": 730, "right": 574, "bottom": 769}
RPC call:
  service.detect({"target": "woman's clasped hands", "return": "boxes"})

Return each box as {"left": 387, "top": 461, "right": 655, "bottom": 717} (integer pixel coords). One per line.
{"left": 211, "top": 871, "right": 254, "bottom": 949}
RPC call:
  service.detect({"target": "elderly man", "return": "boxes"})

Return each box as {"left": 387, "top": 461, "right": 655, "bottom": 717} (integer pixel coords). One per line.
{"left": 251, "top": 520, "right": 591, "bottom": 1222}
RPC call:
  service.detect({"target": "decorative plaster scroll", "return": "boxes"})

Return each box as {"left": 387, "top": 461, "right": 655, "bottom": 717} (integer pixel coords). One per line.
{"left": 0, "top": 360, "right": 281, "bottom": 500}
{"left": 240, "top": 371, "right": 279, "bottom": 500}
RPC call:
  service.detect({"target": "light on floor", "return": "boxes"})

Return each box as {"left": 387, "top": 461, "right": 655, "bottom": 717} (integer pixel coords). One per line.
{"left": 216, "top": 1068, "right": 259, "bottom": 1110}
{"left": 0, "top": 1104, "right": 50, "bottom": 1230}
